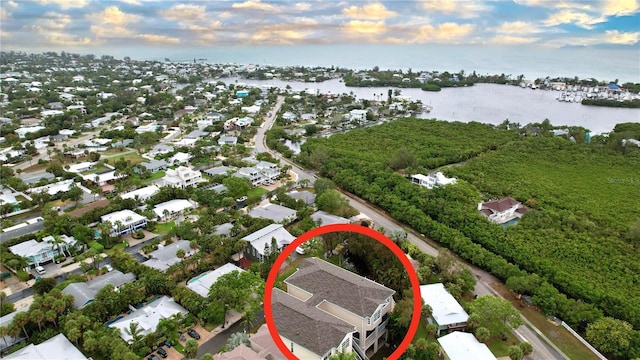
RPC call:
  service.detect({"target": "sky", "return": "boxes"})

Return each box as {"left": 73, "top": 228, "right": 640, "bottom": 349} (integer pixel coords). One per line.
{"left": 1, "top": 0, "right": 639, "bottom": 54}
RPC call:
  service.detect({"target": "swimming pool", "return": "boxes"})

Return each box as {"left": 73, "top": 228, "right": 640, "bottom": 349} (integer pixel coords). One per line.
{"left": 187, "top": 271, "right": 211, "bottom": 285}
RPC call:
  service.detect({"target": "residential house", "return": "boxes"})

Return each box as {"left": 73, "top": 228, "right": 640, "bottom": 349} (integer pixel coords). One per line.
{"left": 198, "top": 182, "right": 228, "bottom": 194}
{"left": 243, "top": 224, "right": 295, "bottom": 262}
{"left": 100, "top": 209, "right": 148, "bottom": 236}
{"left": 109, "top": 296, "right": 189, "bottom": 343}
{"left": 272, "top": 288, "right": 356, "bottom": 360}
{"left": 66, "top": 161, "right": 96, "bottom": 173}
{"left": 349, "top": 109, "right": 368, "bottom": 123}
{"left": 0, "top": 187, "right": 21, "bottom": 209}
{"left": 161, "top": 166, "right": 203, "bottom": 189}
{"left": 212, "top": 223, "right": 234, "bottom": 237}
{"left": 82, "top": 170, "right": 126, "bottom": 186}
{"left": 185, "top": 130, "right": 210, "bottom": 139}
{"left": 282, "top": 112, "right": 298, "bottom": 123}
{"left": 242, "top": 105, "right": 261, "bottom": 114}
{"left": 148, "top": 143, "right": 174, "bottom": 157}
{"left": 28, "top": 179, "right": 76, "bottom": 198}
{"left": 0, "top": 309, "right": 27, "bottom": 353}
{"left": 310, "top": 210, "right": 350, "bottom": 226}
{"left": 187, "top": 263, "right": 244, "bottom": 298}
{"left": 203, "top": 165, "right": 236, "bottom": 177}
{"left": 3, "top": 333, "right": 88, "bottom": 360}
{"left": 281, "top": 257, "right": 395, "bottom": 359}
{"left": 15, "top": 126, "right": 46, "bottom": 138}
{"left": 134, "top": 159, "right": 169, "bottom": 174}
{"left": 120, "top": 185, "right": 160, "bottom": 202}
{"left": 168, "top": 152, "right": 192, "bottom": 165}
{"left": 256, "top": 161, "right": 280, "bottom": 182}
{"left": 287, "top": 190, "right": 316, "bottom": 205}
{"left": 218, "top": 135, "right": 238, "bottom": 145}
{"left": 420, "top": 283, "right": 468, "bottom": 335}
{"left": 8, "top": 235, "right": 78, "bottom": 267}
{"left": 478, "top": 197, "right": 528, "bottom": 225}
{"left": 153, "top": 199, "right": 197, "bottom": 221}
{"left": 437, "top": 332, "right": 497, "bottom": 360}
{"left": 142, "top": 240, "right": 195, "bottom": 272}
{"left": 248, "top": 203, "right": 297, "bottom": 224}
{"left": 410, "top": 172, "right": 457, "bottom": 189}
{"left": 62, "top": 270, "right": 136, "bottom": 309}
{"left": 235, "top": 167, "right": 263, "bottom": 186}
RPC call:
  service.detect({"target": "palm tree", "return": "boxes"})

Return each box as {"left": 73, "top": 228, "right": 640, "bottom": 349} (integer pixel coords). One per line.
{"left": 47, "top": 234, "right": 67, "bottom": 260}
{"left": 241, "top": 310, "right": 256, "bottom": 333}
{"left": 0, "top": 325, "right": 9, "bottom": 349}
{"left": 30, "top": 309, "right": 45, "bottom": 331}
{"left": 12, "top": 311, "right": 30, "bottom": 340}
{"left": 124, "top": 322, "right": 144, "bottom": 350}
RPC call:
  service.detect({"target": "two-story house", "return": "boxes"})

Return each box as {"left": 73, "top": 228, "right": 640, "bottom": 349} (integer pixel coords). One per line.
{"left": 161, "top": 166, "right": 203, "bottom": 189}
{"left": 411, "top": 172, "right": 457, "bottom": 189}
{"left": 100, "top": 209, "right": 148, "bottom": 236}
{"left": 279, "top": 258, "right": 395, "bottom": 359}
{"left": 243, "top": 223, "right": 295, "bottom": 262}
{"left": 8, "top": 235, "right": 78, "bottom": 267}
{"left": 478, "top": 197, "right": 528, "bottom": 225}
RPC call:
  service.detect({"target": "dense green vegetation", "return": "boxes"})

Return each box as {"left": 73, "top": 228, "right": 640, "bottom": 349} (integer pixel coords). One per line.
{"left": 581, "top": 98, "right": 640, "bottom": 108}
{"left": 298, "top": 119, "right": 640, "bottom": 358}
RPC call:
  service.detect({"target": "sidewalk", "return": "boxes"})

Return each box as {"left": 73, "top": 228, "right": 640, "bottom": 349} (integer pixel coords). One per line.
{"left": 212, "top": 309, "right": 243, "bottom": 334}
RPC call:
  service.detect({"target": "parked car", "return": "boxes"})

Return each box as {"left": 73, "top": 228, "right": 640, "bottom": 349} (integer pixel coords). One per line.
{"left": 235, "top": 196, "right": 247, "bottom": 203}
{"left": 104, "top": 264, "right": 113, "bottom": 272}
{"left": 35, "top": 266, "right": 46, "bottom": 275}
{"left": 147, "top": 355, "right": 159, "bottom": 360}
{"left": 164, "top": 341, "right": 171, "bottom": 348}
{"left": 156, "top": 346, "right": 167, "bottom": 358}
{"left": 187, "top": 329, "right": 200, "bottom": 340}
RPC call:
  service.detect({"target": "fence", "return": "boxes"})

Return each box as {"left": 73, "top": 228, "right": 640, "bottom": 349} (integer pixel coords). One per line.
{"left": 560, "top": 321, "right": 608, "bottom": 360}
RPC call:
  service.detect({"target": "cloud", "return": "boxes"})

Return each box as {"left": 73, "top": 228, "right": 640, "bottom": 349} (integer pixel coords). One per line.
{"left": 34, "top": 0, "right": 89, "bottom": 9}
{"left": 5, "top": 0, "right": 17, "bottom": 8}
{"left": 0, "top": 8, "right": 8, "bottom": 21}
{"left": 602, "top": 0, "right": 640, "bottom": 16}
{"left": 344, "top": 20, "right": 388, "bottom": 35}
{"left": 543, "top": 10, "right": 606, "bottom": 29}
{"left": 232, "top": 0, "right": 277, "bottom": 12}
{"left": 294, "top": 2, "right": 311, "bottom": 11}
{"left": 117, "top": 0, "right": 142, "bottom": 4}
{"left": 543, "top": 30, "right": 639, "bottom": 47}
{"left": 413, "top": 22, "right": 475, "bottom": 43}
{"left": 45, "top": 32, "right": 93, "bottom": 46}
{"left": 489, "top": 35, "right": 541, "bottom": 44}
{"left": 159, "top": 4, "right": 207, "bottom": 22}
{"left": 40, "top": 12, "right": 72, "bottom": 31}
{"left": 418, "top": 0, "right": 489, "bottom": 19}
{"left": 87, "top": 6, "right": 139, "bottom": 39}
{"left": 137, "top": 33, "right": 180, "bottom": 44}
{"left": 489, "top": 21, "right": 543, "bottom": 34}
{"left": 342, "top": 2, "right": 397, "bottom": 20}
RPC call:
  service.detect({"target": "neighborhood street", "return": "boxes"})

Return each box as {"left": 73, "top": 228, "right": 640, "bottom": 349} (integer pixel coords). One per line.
{"left": 254, "top": 99, "right": 569, "bottom": 360}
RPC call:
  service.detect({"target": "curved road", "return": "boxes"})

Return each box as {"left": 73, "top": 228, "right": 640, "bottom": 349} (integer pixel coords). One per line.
{"left": 255, "top": 97, "right": 569, "bottom": 360}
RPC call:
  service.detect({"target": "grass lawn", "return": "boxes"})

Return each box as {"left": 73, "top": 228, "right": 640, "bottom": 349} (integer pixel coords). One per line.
{"left": 247, "top": 187, "right": 268, "bottom": 197}
{"left": 412, "top": 320, "right": 428, "bottom": 343}
{"left": 142, "top": 171, "right": 166, "bottom": 184}
{"left": 485, "top": 326, "right": 520, "bottom": 356}
{"left": 82, "top": 164, "right": 111, "bottom": 174}
{"left": 173, "top": 343, "right": 185, "bottom": 355}
{"left": 154, "top": 221, "right": 175, "bottom": 234}
{"left": 105, "top": 242, "right": 127, "bottom": 256}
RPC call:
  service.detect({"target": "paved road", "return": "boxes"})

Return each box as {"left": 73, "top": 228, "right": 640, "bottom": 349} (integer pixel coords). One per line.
{"left": 0, "top": 221, "right": 44, "bottom": 243}
{"left": 252, "top": 100, "right": 569, "bottom": 360}
{"left": 195, "top": 309, "right": 265, "bottom": 358}
{"left": 253, "top": 95, "right": 285, "bottom": 155}
{"left": 11, "top": 131, "right": 98, "bottom": 171}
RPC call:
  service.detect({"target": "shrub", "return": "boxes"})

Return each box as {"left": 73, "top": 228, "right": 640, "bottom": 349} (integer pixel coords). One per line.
{"left": 17, "top": 270, "right": 30, "bottom": 282}
{"left": 88, "top": 241, "right": 105, "bottom": 252}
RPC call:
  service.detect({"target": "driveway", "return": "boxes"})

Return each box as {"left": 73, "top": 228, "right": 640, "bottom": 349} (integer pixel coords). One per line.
{"left": 196, "top": 309, "right": 264, "bottom": 358}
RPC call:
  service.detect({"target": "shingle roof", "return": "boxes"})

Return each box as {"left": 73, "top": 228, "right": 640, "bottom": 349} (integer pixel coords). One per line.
{"left": 108, "top": 296, "right": 188, "bottom": 343}
{"left": 62, "top": 270, "right": 136, "bottom": 308}
{"left": 248, "top": 203, "right": 296, "bottom": 223}
{"left": 285, "top": 258, "right": 395, "bottom": 317}
{"left": 143, "top": 240, "right": 193, "bottom": 272}
{"left": 3, "top": 333, "right": 87, "bottom": 360}
{"left": 481, "top": 197, "right": 520, "bottom": 212}
{"left": 272, "top": 289, "right": 355, "bottom": 357}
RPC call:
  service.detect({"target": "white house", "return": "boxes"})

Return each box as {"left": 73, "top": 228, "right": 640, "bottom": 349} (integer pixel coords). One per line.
{"left": 120, "top": 185, "right": 160, "bottom": 201}
{"left": 15, "top": 126, "right": 46, "bottom": 139}
{"left": 108, "top": 296, "right": 188, "bottom": 343}
{"left": 101, "top": 209, "right": 147, "bottom": 236}
{"left": 478, "top": 197, "right": 528, "bottom": 225}
{"left": 437, "top": 332, "right": 497, "bottom": 360}
{"left": 153, "top": 199, "right": 196, "bottom": 221}
{"left": 9, "top": 235, "right": 78, "bottom": 267}
{"left": 420, "top": 283, "right": 468, "bottom": 335}
{"left": 28, "top": 179, "right": 76, "bottom": 197}
{"left": 349, "top": 109, "right": 368, "bottom": 123}
{"left": 187, "top": 263, "right": 244, "bottom": 298}
{"left": 3, "top": 333, "right": 87, "bottom": 360}
{"left": 168, "top": 152, "right": 192, "bottom": 165}
{"left": 243, "top": 223, "right": 295, "bottom": 262}
{"left": 161, "top": 166, "right": 203, "bottom": 189}
{"left": 248, "top": 203, "right": 297, "bottom": 224}
{"left": 411, "top": 172, "right": 457, "bottom": 189}
{"left": 66, "top": 161, "right": 96, "bottom": 173}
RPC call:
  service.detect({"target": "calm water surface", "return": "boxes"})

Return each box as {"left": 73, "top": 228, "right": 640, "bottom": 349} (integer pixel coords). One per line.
{"left": 220, "top": 77, "right": 640, "bottom": 135}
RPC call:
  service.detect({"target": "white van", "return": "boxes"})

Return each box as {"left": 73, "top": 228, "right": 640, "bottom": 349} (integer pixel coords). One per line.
{"left": 35, "top": 266, "right": 46, "bottom": 275}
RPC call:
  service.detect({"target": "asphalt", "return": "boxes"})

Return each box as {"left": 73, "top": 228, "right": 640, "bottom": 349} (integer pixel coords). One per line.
{"left": 195, "top": 309, "right": 265, "bottom": 359}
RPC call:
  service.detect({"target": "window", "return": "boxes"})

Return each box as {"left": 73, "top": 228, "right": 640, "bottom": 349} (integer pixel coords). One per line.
{"left": 341, "top": 337, "right": 350, "bottom": 350}
{"left": 373, "top": 310, "right": 381, "bottom": 322}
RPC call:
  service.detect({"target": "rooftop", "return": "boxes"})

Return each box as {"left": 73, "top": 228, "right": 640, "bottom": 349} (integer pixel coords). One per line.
{"left": 3, "top": 333, "right": 87, "bottom": 360}
{"left": 187, "top": 263, "right": 244, "bottom": 298}
{"left": 248, "top": 203, "right": 296, "bottom": 224}
{"left": 62, "top": 270, "right": 136, "bottom": 308}
{"left": 437, "top": 331, "right": 497, "bottom": 360}
{"left": 419, "top": 283, "right": 469, "bottom": 327}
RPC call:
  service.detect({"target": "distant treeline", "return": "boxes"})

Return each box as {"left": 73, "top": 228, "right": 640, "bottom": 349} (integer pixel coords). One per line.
{"left": 581, "top": 98, "right": 640, "bottom": 108}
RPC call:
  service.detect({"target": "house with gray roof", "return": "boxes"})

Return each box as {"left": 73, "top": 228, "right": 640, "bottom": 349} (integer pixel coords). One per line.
{"left": 272, "top": 289, "right": 355, "bottom": 360}
{"left": 287, "top": 190, "right": 316, "bottom": 205}
{"left": 3, "top": 333, "right": 87, "bottom": 360}
{"left": 9, "top": 235, "right": 78, "bottom": 267}
{"left": 142, "top": 240, "right": 195, "bottom": 272}
{"left": 185, "top": 130, "right": 210, "bottom": 139}
{"left": 62, "top": 270, "right": 136, "bottom": 309}
{"left": 243, "top": 223, "right": 295, "bottom": 262}
{"left": 218, "top": 135, "right": 238, "bottom": 145}
{"left": 134, "top": 159, "right": 169, "bottom": 174}
{"left": 282, "top": 258, "right": 395, "bottom": 359}
{"left": 310, "top": 211, "right": 350, "bottom": 226}
{"left": 0, "top": 309, "right": 27, "bottom": 353}
{"left": 203, "top": 165, "right": 236, "bottom": 177}
{"left": 212, "top": 223, "right": 234, "bottom": 237}
{"left": 248, "top": 203, "right": 296, "bottom": 224}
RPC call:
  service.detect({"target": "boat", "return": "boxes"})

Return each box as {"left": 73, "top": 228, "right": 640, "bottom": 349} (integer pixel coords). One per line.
{"left": 422, "top": 104, "right": 433, "bottom": 113}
